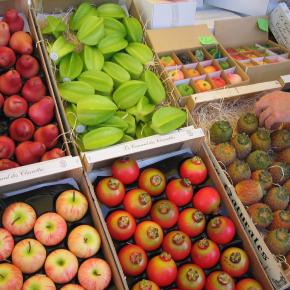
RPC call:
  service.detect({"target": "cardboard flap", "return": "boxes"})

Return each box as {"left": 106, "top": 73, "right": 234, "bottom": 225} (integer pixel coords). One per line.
{"left": 146, "top": 24, "right": 216, "bottom": 53}
{"left": 215, "top": 16, "right": 268, "bottom": 47}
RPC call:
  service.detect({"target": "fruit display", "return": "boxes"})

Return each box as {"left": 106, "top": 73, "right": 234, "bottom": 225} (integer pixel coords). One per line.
{"left": 93, "top": 152, "right": 266, "bottom": 289}
{"left": 226, "top": 43, "right": 289, "bottom": 67}
{"left": 209, "top": 112, "right": 290, "bottom": 259}
{"left": 0, "top": 182, "right": 113, "bottom": 289}
{"left": 158, "top": 46, "right": 246, "bottom": 97}
{"left": 0, "top": 8, "right": 66, "bottom": 170}
{"left": 39, "top": 2, "right": 186, "bottom": 151}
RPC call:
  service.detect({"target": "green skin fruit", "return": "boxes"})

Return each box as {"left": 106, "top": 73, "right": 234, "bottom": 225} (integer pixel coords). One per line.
{"left": 195, "top": 49, "right": 204, "bottom": 62}
{"left": 247, "top": 203, "right": 273, "bottom": 228}
{"left": 177, "top": 84, "right": 194, "bottom": 96}
{"left": 231, "top": 133, "right": 252, "bottom": 159}
{"left": 264, "top": 187, "right": 289, "bottom": 211}
{"left": 210, "top": 121, "right": 233, "bottom": 144}
{"left": 246, "top": 150, "right": 272, "bottom": 171}
{"left": 123, "top": 17, "right": 143, "bottom": 43}
{"left": 213, "top": 143, "right": 236, "bottom": 166}
{"left": 264, "top": 228, "right": 290, "bottom": 255}
{"left": 227, "top": 159, "right": 251, "bottom": 185}
{"left": 219, "top": 61, "right": 230, "bottom": 70}
{"left": 251, "top": 128, "right": 271, "bottom": 151}
{"left": 251, "top": 169, "right": 273, "bottom": 190}
{"left": 237, "top": 113, "right": 258, "bottom": 134}
{"left": 271, "top": 129, "right": 290, "bottom": 152}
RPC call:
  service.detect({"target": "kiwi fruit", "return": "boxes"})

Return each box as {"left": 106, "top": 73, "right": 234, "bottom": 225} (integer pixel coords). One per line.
{"left": 269, "top": 210, "right": 290, "bottom": 231}
{"left": 237, "top": 113, "right": 258, "bottom": 134}
{"left": 251, "top": 169, "right": 273, "bottom": 190}
{"left": 276, "top": 148, "right": 290, "bottom": 164}
{"left": 264, "top": 228, "right": 290, "bottom": 255}
{"left": 210, "top": 120, "right": 233, "bottom": 144}
{"left": 264, "top": 186, "right": 289, "bottom": 211}
{"left": 283, "top": 179, "right": 290, "bottom": 193}
{"left": 247, "top": 203, "right": 273, "bottom": 228}
{"left": 227, "top": 160, "right": 251, "bottom": 185}
{"left": 251, "top": 128, "right": 271, "bottom": 151}
{"left": 246, "top": 150, "right": 272, "bottom": 171}
{"left": 213, "top": 143, "right": 236, "bottom": 166}
{"left": 268, "top": 162, "right": 290, "bottom": 185}
{"left": 231, "top": 133, "right": 252, "bottom": 159}
{"left": 271, "top": 129, "right": 290, "bottom": 152}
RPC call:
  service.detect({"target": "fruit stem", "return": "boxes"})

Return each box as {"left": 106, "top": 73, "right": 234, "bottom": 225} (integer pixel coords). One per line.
{"left": 11, "top": 216, "right": 20, "bottom": 225}
{"left": 28, "top": 241, "right": 31, "bottom": 253}
{"left": 73, "top": 190, "right": 75, "bottom": 202}
{"left": 0, "top": 274, "right": 3, "bottom": 278}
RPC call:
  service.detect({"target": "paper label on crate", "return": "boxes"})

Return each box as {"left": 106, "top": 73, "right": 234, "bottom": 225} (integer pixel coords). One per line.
{"left": 198, "top": 35, "right": 217, "bottom": 45}
{"left": 85, "top": 127, "right": 204, "bottom": 164}
{"left": 0, "top": 157, "right": 82, "bottom": 187}
{"left": 257, "top": 18, "right": 269, "bottom": 32}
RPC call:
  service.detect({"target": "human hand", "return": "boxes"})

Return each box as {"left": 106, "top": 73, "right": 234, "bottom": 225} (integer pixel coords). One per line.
{"left": 255, "top": 91, "right": 290, "bottom": 129}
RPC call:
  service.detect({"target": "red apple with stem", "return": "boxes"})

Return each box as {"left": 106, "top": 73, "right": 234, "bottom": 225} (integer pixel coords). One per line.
{"left": 0, "top": 263, "right": 23, "bottom": 290}
{"left": 12, "top": 238, "right": 46, "bottom": 274}
{"left": 195, "top": 80, "right": 212, "bottom": 92}
{"left": 0, "top": 228, "right": 14, "bottom": 261}
{"left": 45, "top": 249, "right": 78, "bottom": 284}
{"left": 34, "top": 212, "right": 67, "bottom": 246}
{"left": 78, "top": 258, "right": 112, "bottom": 290}
{"left": 68, "top": 225, "right": 101, "bottom": 259}
{"left": 56, "top": 190, "right": 88, "bottom": 222}
{"left": 2, "top": 202, "right": 36, "bottom": 236}
{"left": 22, "top": 274, "right": 56, "bottom": 290}
{"left": 60, "top": 284, "right": 85, "bottom": 290}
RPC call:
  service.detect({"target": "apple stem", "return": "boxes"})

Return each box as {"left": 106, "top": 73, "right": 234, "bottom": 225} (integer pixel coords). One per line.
{"left": 28, "top": 241, "right": 31, "bottom": 253}
{"left": 84, "top": 237, "right": 88, "bottom": 243}
{"left": 73, "top": 191, "right": 75, "bottom": 202}
{"left": 0, "top": 274, "right": 3, "bottom": 278}
{"left": 11, "top": 216, "right": 20, "bottom": 225}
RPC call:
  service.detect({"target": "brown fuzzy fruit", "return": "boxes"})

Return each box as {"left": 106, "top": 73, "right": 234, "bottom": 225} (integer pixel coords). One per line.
{"left": 271, "top": 129, "right": 290, "bottom": 152}
{"left": 251, "top": 170, "right": 273, "bottom": 190}
{"left": 247, "top": 203, "right": 273, "bottom": 228}
{"left": 283, "top": 179, "right": 290, "bottom": 193}
{"left": 264, "top": 187, "right": 289, "bottom": 211}
{"left": 269, "top": 210, "right": 290, "bottom": 231}
{"left": 231, "top": 133, "right": 252, "bottom": 159}
{"left": 237, "top": 113, "right": 258, "bottom": 134}
{"left": 276, "top": 148, "right": 290, "bottom": 164}
{"left": 227, "top": 159, "right": 251, "bottom": 185}
{"left": 235, "top": 179, "right": 264, "bottom": 206}
{"left": 264, "top": 228, "right": 290, "bottom": 255}
{"left": 213, "top": 143, "right": 236, "bottom": 166}
{"left": 269, "top": 162, "right": 290, "bottom": 185}
{"left": 251, "top": 128, "right": 271, "bottom": 151}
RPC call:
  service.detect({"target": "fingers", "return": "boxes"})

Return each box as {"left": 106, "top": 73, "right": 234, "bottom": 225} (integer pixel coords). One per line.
{"left": 255, "top": 92, "right": 277, "bottom": 116}
{"left": 258, "top": 107, "right": 272, "bottom": 127}
{"left": 264, "top": 115, "right": 277, "bottom": 130}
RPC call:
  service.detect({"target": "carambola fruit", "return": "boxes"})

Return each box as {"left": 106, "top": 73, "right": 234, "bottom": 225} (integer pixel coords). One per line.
{"left": 125, "top": 42, "right": 153, "bottom": 65}
{"left": 83, "top": 45, "right": 104, "bottom": 71}
{"left": 123, "top": 17, "right": 143, "bottom": 43}
{"left": 104, "top": 17, "right": 127, "bottom": 37}
{"left": 78, "top": 70, "right": 114, "bottom": 94}
{"left": 82, "top": 127, "right": 124, "bottom": 150}
{"left": 99, "top": 115, "right": 128, "bottom": 131}
{"left": 42, "top": 16, "right": 66, "bottom": 38}
{"left": 102, "top": 61, "right": 131, "bottom": 86}
{"left": 65, "top": 104, "right": 87, "bottom": 134}
{"left": 116, "top": 111, "right": 136, "bottom": 136}
{"left": 151, "top": 107, "right": 186, "bottom": 134}
{"left": 48, "top": 36, "right": 75, "bottom": 63}
{"left": 136, "top": 122, "right": 155, "bottom": 139}
{"left": 77, "top": 16, "right": 104, "bottom": 45}
{"left": 113, "top": 80, "right": 147, "bottom": 109}
{"left": 98, "top": 35, "right": 128, "bottom": 55}
{"left": 210, "top": 121, "right": 233, "bottom": 144}
{"left": 59, "top": 52, "right": 83, "bottom": 82}
{"left": 142, "top": 70, "right": 166, "bottom": 105}
{"left": 127, "top": 96, "right": 155, "bottom": 122}
{"left": 97, "top": 3, "right": 126, "bottom": 19}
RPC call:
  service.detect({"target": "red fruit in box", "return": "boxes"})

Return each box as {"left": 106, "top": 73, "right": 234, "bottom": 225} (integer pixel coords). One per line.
{"left": 34, "top": 124, "right": 59, "bottom": 149}
{"left": 16, "top": 55, "right": 40, "bottom": 78}
{"left": 41, "top": 148, "right": 65, "bottom": 161}
{"left": 166, "top": 178, "right": 193, "bottom": 206}
{"left": 29, "top": 96, "right": 54, "bottom": 126}
{"left": 3, "top": 9, "right": 24, "bottom": 33}
{"left": 205, "top": 271, "right": 235, "bottom": 290}
{"left": 0, "top": 136, "right": 15, "bottom": 159}
{"left": 0, "top": 70, "right": 22, "bottom": 95}
{"left": 193, "top": 187, "right": 221, "bottom": 214}
{"left": 9, "top": 118, "right": 35, "bottom": 142}
{"left": 15, "top": 141, "right": 46, "bottom": 165}
{"left": 4, "top": 95, "right": 28, "bottom": 118}
{"left": 9, "top": 31, "right": 33, "bottom": 55}
{"left": 0, "top": 47, "right": 16, "bottom": 68}
{"left": 0, "top": 93, "right": 4, "bottom": 108}
{"left": 0, "top": 21, "right": 10, "bottom": 47}
{"left": 22, "top": 76, "right": 46, "bottom": 103}
{"left": 0, "top": 159, "right": 19, "bottom": 171}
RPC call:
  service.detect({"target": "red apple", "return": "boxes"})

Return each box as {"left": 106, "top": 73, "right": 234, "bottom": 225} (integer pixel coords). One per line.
{"left": 78, "top": 258, "right": 112, "bottom": 290}
{"left": 12, "top": 238, "right": 46, "bottom": 274}
{"left": 0, "top": 228, "right": 14, "bottom": 261}
{"left": 0, "top": 47, "right": 16, "bottom": 68}
{"left": 41, "top": 148, "right": 65, "bottom": 161}
{"left": 195, "top": 80, "right": 212, "bottom": 92}
{"left": 68, "top": 225, "right": 101, "bottom": 259}
{"left": 0, "top": 93, "right": 3, "bottom": 108}
{"left": 204, "top": 65, "right": 217, "bottom": 73}
{"left": 2, "top": 202, "right": 36, "bottom": 236}
{"left": 0, "top": 263, "right": 23, "bottom": 290}
{"left": 227, "top": 73, "right": 242, "bottom": 85}
{"left": 34, "top": 212, "right": 67, "bottom": 246}
{"left": 22, "top": 274, "right": 56, "bottom": 290}
{"left": 0, "top": 136, "right": 15, "bottom": 159}
{"left": 3, "top": 95, "right": 28, "bottom": 118}
{"left": 168, "top": 70, "right": 184, "bottom": 81}
{"left": 45, "top": 249, "right": 78, "bottom": 284}
{"left": 9, "top": 118, "right": 35, "bottom": 142}
{"left": 34, "top": 124, "right": 59, "bottom": 149}
{"left": 55, "top": 190, "right": 88, "bottom": 222}
{"left": 60, "top": 285, "right": 84, "bottom": 290}
{"left": 212, "top": 77, "right": 226, "bottom": 88}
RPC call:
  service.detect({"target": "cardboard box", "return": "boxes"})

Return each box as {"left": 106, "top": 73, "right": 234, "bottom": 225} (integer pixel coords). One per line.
{"left": 215, "top": 16, "right": 290, "bottom": 84}
{"left": 205, "top": 0, "right": 280, "bottom": 16}
{"left": 0, "top": 0, "right": 77, "bottom": 188}
{"left": 85, "top": 126, "right": 274, "bottom": 289}
{"left": 190, "top": 84, "right": 290, "bottom": 290}
{"left": 133, "top": 0, "right": 197, "bottom": 29}
{"left": 145, "top": 25, "right": 249, "bottom": 104}
{"left": 270, "top": 3, "right": 290, "bottom": 49}
{"left": 0, "top": 156, "right": 126, "bottom": 289}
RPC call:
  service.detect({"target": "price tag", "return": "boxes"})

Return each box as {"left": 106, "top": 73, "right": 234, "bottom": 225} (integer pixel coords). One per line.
{"left": 257, "top": 18, "right": 269, "bottom": 32}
